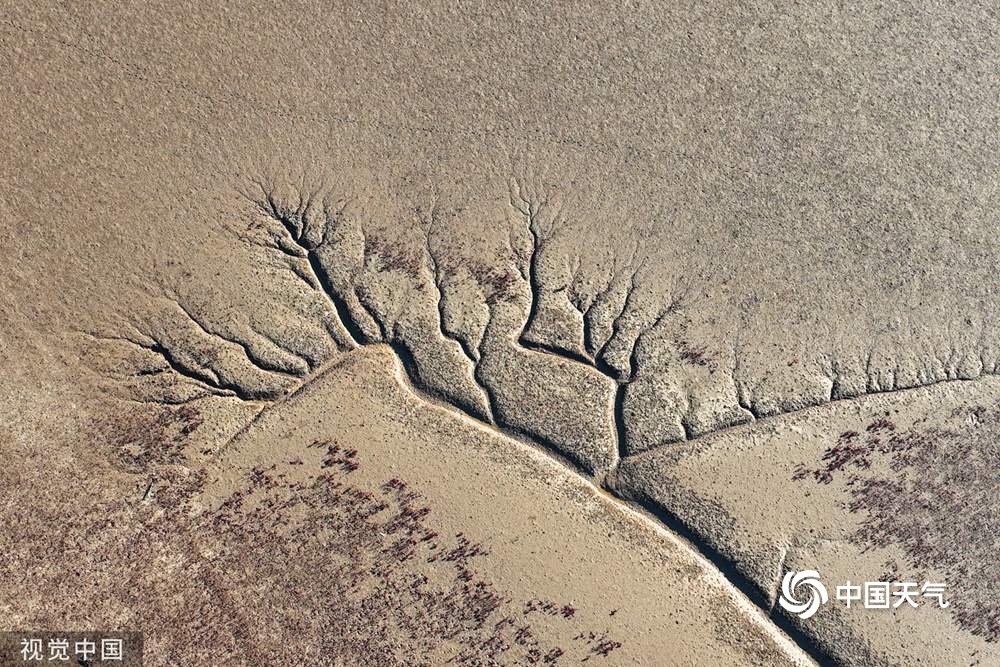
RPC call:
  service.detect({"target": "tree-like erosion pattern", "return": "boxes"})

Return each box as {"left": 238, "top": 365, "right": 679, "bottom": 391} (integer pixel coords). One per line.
{"left": 92, "top": 174, "right": 1000, "bottom": 477}
{"left": 80, "top": 172, "right": 1000, "bottom": 664}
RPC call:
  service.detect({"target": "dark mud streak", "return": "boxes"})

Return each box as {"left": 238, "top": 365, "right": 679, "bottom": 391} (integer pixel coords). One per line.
{"left": 730, "top": 340, "right": 764, "bottom": 420}
{"left": 612, "top": 384, "right": 630, "bottom": 465}
{"left": 422, "top": 227, "right": 494, "bottom": 419}
{"left": 605, "top": 482, "right": 840, "bottom": 667}
{"left": 391, "top": 329, "right": 597, "bottom": 472}
{"left": 425, "top": 254, "right": 479, "bottom": 365}
{"left": 354, "top": 284, "right": 390, "bottom": 342}
{"left": 170, "top": 298, "right": 304, "bottom": 378}
{"left": 617, "top": 301, "right": 685, "bottom": 455}
{"left": 245, "top": 180, "right": 364, "bottom": 349}
{"left": 577, "top": 244, "right": 639, "bottom": 361}
{"left": 511, "top": 183, "right": 582, "bottom": 363}
{"left": 450, "top": 327, "right": 482, "bottom": 368}
{"left": 286, "top": 259, "right": 324, "bottom": 293}
{"left": 255, "top": 327, "right": 318, "bottom": 372}
{"left": 307, "top": 251, "right": 369, "bottom": 347}
{"left": 734, "top": 392, "right": 764, "bottom": 421}
{"left": 392, "top": 343, "right": 590, "bottom": 474}
{"left": 143, "top": 338, "right": 275, "bottom": 401}
{"left": 519, "top": 337, "right": 595, "bottom": 367}
{"left": 520, "top": 225, "right": 544, "bottom": 345}
{"left": 640, "top": 372, "right": 994, "bottom": 461}
{"left": 594, "top": 269, "right": 642, "bottom": 377}
{"left": 506, "top": 197, "right": 642, "bottom": 465}
{"left": 85, "top": 331, "right": 271, "bottom": 402}
{"left": 581, "top": 307, "right": 600, "bottom": 359}
{"left": 472, "top": 305, "right": 504, "bottom": 431}
{"left": 387, "top": 338, "right": 492, "bottom": 425}
{"left": 564, "top": 257, "right": 593, "bottom": 355}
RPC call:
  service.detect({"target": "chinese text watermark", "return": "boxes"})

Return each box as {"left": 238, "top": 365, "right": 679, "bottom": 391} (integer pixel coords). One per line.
{"left": 778, "top": 570, "right": 948, "bottom": 620}
{"left": 1, "top": 632, "right": 141, "bottom": 666}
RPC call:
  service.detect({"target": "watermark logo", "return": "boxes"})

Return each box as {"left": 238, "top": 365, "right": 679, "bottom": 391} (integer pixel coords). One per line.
{"left": 777, "top": 572, "right": 949, "bottom": 620}
{"left": 0, "top": 631, "right": 142, "bottom": 665}
{"left": 779, "top": 569, "right": 828, "bottom": 619}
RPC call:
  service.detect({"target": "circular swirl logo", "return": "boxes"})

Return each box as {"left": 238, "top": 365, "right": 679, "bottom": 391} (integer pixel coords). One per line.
{"left": 778, "top": 570, "right": 828, "bottom": 620}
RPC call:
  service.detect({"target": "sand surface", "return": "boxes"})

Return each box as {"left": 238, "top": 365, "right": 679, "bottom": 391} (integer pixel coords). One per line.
{"left": 2, "top": 2, "right": 998, "bottom": 665}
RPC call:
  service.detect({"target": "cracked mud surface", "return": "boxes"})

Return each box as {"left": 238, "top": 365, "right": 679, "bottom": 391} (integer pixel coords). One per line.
{"left": 4, "top": 2, "right": 1000, "bottom": 665}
